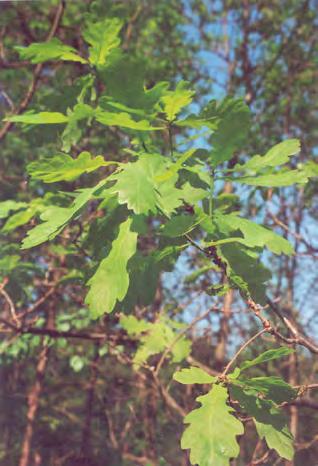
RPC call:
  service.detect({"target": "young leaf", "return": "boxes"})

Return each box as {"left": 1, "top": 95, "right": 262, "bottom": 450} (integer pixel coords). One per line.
{"left": 15, "top": 38, "right": 87, "bottom": 64}
{"left": 121, "top": 316, "right": 191, "bottom": 367}
{"left": 120, "top": 315, "right": 151, "bottom": 335}
{"left": 62, "top": 103, "right": 95, "bottom": 152}
{"left": 239, "top": 347, "right": 294, "bottom": 371}
{"left": 181, "top": 384, "right": 244, "bottom": 466}
{"left": 0, "top": 200, "right": 27, "bottom": 219}
{"left": 85, "top": 218, "right": 138, "bottom": 317}
{"left": 83, "top": 18, "right": 123, "bottom": 67}
{"left": 21, "top": 180, "right": 107, "bottom": 249}
{"left": 95, "top": 109, "right": 162, "bottom": 131}
{"left": 236, "top": 139, "right": 300, "bottom": 171}
{"left": 215, "top": 213, "right": 294, "bottom": 255}
{"left": 235, "top": 169, "right": 309, "bottom": 187}
{"left": 111, "top": 155, "right": 162, "bottom": 215}
{"left": 173, "top": 366, "right": 216, "bottom": 384}
{"left": 27, "top": 152, "right": 115, "bottom": 183}
{"left": 5, "top": 111, "right": 68, "bottom": 124}
{"left": 255, "top": 420, "right": 294, "bottom": 460}
{"left": 161, "top": 81, "right": 194, "bottom": 122}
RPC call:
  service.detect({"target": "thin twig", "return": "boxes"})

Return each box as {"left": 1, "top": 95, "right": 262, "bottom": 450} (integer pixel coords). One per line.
{"left": 222, "top": 328, "right": 267, "bottom": 376}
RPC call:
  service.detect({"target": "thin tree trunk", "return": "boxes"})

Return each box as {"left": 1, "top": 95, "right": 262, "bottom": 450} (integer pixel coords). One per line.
{"left": 19, "top": 343, "right": 50, "bottom": 466}
{"left": 80, "top": 342, "right": 100, "bottom": 458}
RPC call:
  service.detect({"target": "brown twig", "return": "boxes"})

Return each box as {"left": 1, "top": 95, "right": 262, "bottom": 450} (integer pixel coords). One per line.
{"left": 0, "top": 0, "right": 66, "bottom": 141}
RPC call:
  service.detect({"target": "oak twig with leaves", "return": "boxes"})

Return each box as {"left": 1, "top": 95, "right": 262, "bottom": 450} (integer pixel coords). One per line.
{"left": 1, "top": 13, "right": 318, "bottom": 466}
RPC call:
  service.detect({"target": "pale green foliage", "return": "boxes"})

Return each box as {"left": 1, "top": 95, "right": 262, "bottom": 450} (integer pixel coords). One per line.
{"left": 83, "top": 18, "right": 123, "bottom": 66}
{"left": 214, "top": 213, "right": 294, "bottom": 255}
{"left": 85, "top": 218, "right": 138, "bottom": 317}
{"left": 27, "top": 151, "right": 114, "bottom": 183}
{"left": 111, "top": 155, "right": 161, "bottom": 214}
{"left": 181, "top": 384, "right": 244, "bottom": 466}
{"left": 0, "top": 200, "right": 27, "bottom": 219}
{"left": 173, "top": 366, "right": 216, "bottom": 384}
{"left": 5, "top": 111, "right": 68, "bottom": 124}
{"left": 15, "top": 38, "right": 87, "bottom": 64}
{"left": 120, "top": 315, "right": 191, "bottom": 367}
{"left": 236, "top": 168, "right": 309, "bottom": 186}
{"left": 95, "top": 109, "right": 162, "bottom": 130}
{"left": 237, "top": 139, "right": 300, "bottom": 171}
{"left": 22, "top": 180, "right": 107, "bottom": 249}
{"left": 161, "top": 81, "right": 194, "bottom": 121}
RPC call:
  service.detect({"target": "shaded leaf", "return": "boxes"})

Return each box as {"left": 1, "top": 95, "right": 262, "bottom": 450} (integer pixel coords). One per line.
{"left": 85, "top": 218, "right": 138, "bottom": 317}
{"left": 239, "top": 347, "right": 294, "bottom": 371}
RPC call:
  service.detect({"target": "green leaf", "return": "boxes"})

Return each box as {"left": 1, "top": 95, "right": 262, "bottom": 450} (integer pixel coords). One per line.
{"left": 70, "top": 355, "right": 85, "bottom": 372}
{"left": 21, "top": 180, "right": 107, "bottom": 249}
{"left": 62, "top": 103, "right": 95, "bottom": 152}
{"left": 238, "top": 376, "right": 297, "bottom": 404}
{"left": 230, "top": 384, "right": 294, "bottom": 459}
{"left": 161, "top": 214, "right": 201, "bottom": 237}
{"left": 214, "top": 213, "right": 294, "bottom": 255}
{"left": 85, "top": 218, "right": 138, "bottom": 317}
{"left": 239, "top": 347, "right": 294, "bottom": 371}
{"left": 181, "top": 384, "right": 244, "bottom": 466}
{"left": 100, "top": 54, "right": 168, "bottom": 111}
{"left": 121, "top": 316, "right": 191, "bottom": 367}
{"left": 236, "top": 139, "right": 300, "bottom": 171}
{"left": 220, "top": 244, "right": 271, "bottom": 304}
{"left": 4, "top": 111, "right": 68, "bottom": 124}
{"left": 83, "top": 18, "right": 123, "bottom": 66}
{"left": 15, "top": 38, "right": 87, "bottom": 64}
{"left": 255, "top": 420, "right": 294, "bottom": 460}
{"left": 156, "top": 149, "right": 197, "bottom": 182}
{"left": 208, "top": 97, "right": 251, "bottom": 166}
{"left": 120, "top": 315, "right": 151, "bottom": 335}
{"left": 95, "top": 109, "right": 162, "bottom": 131}
{"left": 0, "top": 200, "right": 27, "bottom": 219}
{"left": 27, "top": 152, "right": 115, "bottom": 183}
{"left": 161, "top": 81, "right": 194, "bottom": 122}
{"left": 111, "top": 155, "right": 161, "bottom": 215}
{"left": 235, "top": 168, "right": 309, "bottom": 187}
{"left": 173, "top": 366, "right": 216, "bottom": 384}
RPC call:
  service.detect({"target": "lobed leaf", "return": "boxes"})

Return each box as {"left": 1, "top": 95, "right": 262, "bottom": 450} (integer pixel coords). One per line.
{"left": 173, "top": 366, "right": 216, "bottom": 384}
{"left": 181, "top": 384, "right": 244, "bottom": 466}
{"left": 85, "top": 218, "right": 138, "bottom": 317}
{"left": 27, "top": 151, "right": 115, "bottom": 183}
{"left": 15, "top": 38, "right": 87, "bottom": 64}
